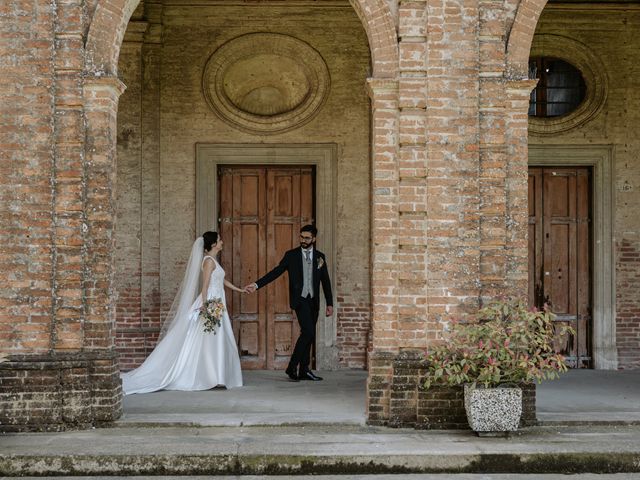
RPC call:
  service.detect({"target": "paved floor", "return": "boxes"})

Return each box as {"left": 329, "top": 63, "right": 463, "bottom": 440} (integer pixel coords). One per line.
{"left": 120, "top": 369, "right": 640, "bottom": 427}
{"left": 120, "top": 370, "right": 367, "bottom": 426}
{"left": 537, "top": 369, "right": 640, "bottom": 423}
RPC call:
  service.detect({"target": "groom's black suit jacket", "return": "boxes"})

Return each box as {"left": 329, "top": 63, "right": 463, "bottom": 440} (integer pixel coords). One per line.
{"left": 255, "top": 248, "right": 333, "bottom": 311}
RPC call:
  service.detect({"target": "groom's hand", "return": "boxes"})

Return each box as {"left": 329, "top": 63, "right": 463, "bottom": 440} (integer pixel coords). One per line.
{"left": 325, "top": 306, "right": 333, "bottom": 317}
{"left": 244, "top": 283, "right": 257, "bottom": 293}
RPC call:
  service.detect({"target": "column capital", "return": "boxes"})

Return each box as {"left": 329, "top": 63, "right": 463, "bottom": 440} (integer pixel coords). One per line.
{"left": 505, "top": 78, "right": 538, "bottom": 97}
{"left": 366, "top": 77, "right": 399, "bottom": 99}
{"left": 84, "top": 75, "right": 127, "bottom": 96}
{"left": 83, "top": 76, "right": 127, "bottom": 111}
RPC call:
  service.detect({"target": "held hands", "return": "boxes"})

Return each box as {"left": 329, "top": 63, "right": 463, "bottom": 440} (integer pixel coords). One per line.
{"left": 244, "top": 283, "right": 257, "bottom": 294}
{"left": 326, "top": 305, "right": 333, "bottom": 317}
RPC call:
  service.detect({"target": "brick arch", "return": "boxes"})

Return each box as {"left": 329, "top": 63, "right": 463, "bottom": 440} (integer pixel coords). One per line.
{"left": 85, "top": 0, "right": 398, "bottom": 77}
{"left": 506, "top": 0, "right": 548, "bottom": 78}
{"left": 348, "top": 0, "right": 398, "bottom": 78}
{"left": 85, "top": 0, "right": 139, "bottom": 75}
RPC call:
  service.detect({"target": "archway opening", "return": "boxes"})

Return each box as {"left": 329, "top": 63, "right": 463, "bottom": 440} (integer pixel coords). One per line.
{"left": 111, "top": 0, "right": 376, "bottom": 425}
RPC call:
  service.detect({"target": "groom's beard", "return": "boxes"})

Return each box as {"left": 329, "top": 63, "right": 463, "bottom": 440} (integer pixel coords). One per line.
{"left": 300, "top": 241, "right": 314, "bottom": 249}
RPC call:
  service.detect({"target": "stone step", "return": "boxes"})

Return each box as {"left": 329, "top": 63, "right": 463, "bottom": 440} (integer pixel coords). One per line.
{"left": 2, "top": 425, "right": 640, "bottom": 476}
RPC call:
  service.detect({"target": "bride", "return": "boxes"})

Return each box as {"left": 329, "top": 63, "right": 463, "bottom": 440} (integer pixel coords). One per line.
{"left": 121, "top": 231, "right": 244, "bottom": 394}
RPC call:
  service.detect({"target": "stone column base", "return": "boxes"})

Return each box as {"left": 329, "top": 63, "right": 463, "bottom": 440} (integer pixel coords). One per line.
{"left": 0, "top": 351, "right": 122, "bottom": 432}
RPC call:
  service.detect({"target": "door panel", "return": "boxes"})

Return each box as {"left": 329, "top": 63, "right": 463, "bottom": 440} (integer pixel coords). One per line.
{"left": 528, "top": 166, "right": 592, "bottom": 368}
{"left": 267, "top": 168, "right": 314, "bottom": 369}
{"left": 219, "top": 165, "right": 314, "bottom": 369}
{"left": 219, "top": 167, "right": 266, "bottom": 368}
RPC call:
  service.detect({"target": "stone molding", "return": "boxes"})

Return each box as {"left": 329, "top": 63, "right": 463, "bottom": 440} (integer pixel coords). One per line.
{"left": 195, "top": 143, "right": 339, "bottom": 369}
{"left": 202, "top": 33, "right": 331, "bottom": 134}
{"left": 529, "top": 34, "right": 608, "bottom": 136}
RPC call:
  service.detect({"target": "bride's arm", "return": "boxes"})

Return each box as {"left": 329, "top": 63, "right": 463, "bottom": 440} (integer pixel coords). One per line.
{"left": 201, "top": 257, "right": 215, "bottom": 304}
{"left": 224, "top": 279, "right": 245, "bottom": 293}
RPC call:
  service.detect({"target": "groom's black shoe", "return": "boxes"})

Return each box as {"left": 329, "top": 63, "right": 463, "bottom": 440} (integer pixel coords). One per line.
{"left": 285, "top": 366, "right": 299, "bottom": 382}
{"left": 300, "top": 370, "right": 323, "bottom": 381}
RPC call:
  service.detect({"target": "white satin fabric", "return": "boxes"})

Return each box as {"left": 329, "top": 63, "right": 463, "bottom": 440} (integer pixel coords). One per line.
{"left": 121, "top": 256, "right": 243, "bottom": 394}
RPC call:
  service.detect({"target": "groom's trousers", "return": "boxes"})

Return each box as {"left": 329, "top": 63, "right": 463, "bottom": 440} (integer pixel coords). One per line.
{"left": 289, "top": 295, "right": 318, "bottom": 373}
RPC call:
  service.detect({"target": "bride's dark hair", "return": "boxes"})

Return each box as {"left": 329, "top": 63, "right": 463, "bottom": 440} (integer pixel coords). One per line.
{"left": 202, "top": 231, "right": 219, "bottom": 252}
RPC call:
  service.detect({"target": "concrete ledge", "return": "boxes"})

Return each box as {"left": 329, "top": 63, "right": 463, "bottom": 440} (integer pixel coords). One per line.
{"left": 2, "top": 425, "right": 640, "bottom": 476}
{"left": 3, "top": 451, "right": 640, "bottom": 476}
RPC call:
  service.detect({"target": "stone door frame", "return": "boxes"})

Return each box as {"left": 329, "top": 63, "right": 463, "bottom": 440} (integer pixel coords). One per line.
{"left": 528, "top": 144, "right": 616, "bottom": 369}
{"left": 195, "top": 143, "right": 339, "bottom": 369}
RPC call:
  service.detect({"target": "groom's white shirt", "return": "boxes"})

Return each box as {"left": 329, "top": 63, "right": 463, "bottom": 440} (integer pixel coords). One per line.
{"left": 302, "top": 246, "right": 314, "bottom": 259}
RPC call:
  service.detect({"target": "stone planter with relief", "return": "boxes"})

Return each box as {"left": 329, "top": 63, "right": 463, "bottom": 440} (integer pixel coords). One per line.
{"left": 464, "top": 384, "right": 522, "bottom": 435}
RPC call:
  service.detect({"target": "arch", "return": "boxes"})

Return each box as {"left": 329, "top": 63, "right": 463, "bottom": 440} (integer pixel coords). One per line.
{"left": 348, "top": 0, "right": 399, "bottom": 78}
{"left": 85, "top": 0, "right": 398, "bottom": 78}
{"left": 505, "top": 0, "right": 548, "bottom": 79}
{"left": 85, "top": 0, "right": 141, "bottom": 75}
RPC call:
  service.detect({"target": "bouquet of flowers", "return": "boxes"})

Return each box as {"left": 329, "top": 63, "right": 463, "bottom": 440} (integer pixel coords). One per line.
{"left": 199, "top": 297, "right": 225, "bottom": 334}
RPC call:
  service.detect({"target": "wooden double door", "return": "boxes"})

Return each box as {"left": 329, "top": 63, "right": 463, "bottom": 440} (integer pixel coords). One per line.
{"left": 218, "top": 165, "right": 315, "bottom": 370}
{"left": 528, "top": 166, "right": 592, "bottom": 368}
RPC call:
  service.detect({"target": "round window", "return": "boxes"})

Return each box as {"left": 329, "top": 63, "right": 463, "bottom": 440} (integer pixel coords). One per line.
{"left": 528, "top": 35, "right": 607, "bottom": 136}
{"left": 528, "top": 57, "right": 586, "bottom": 118}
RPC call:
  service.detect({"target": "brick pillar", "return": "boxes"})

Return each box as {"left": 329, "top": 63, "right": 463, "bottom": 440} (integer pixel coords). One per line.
{"left": 505, "top": 79, "right": 538, "bottom": 297}
{"left": 80, "top": 75, "right": 127, "bottom": 425}
{"left": 366, "top": 78, "right": 399, "bottom": 425}
{"left": 478, "top": 0, "right": 509, "bottom": 301}
{"left": 425, "top": 0, "right": 481, "bottom": 323}
{"left": 0, "top": 1, "right": 124, "bottom": 433}
{"left": 398, "top": 0, "right": 429, "bottom": 346}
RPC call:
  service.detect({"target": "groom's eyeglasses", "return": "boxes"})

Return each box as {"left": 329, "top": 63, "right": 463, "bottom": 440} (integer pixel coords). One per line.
{"left": 300, "top": 235, "right": 313, "bottom": 241}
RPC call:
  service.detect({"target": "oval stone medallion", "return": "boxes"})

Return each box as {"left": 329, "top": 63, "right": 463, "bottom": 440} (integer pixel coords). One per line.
{"left": 203, "top": 33, "right": 330, "bottom": 134}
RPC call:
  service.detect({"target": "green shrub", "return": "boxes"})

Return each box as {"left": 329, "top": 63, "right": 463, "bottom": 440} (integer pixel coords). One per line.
{"left": 424, "top": 298, "right": 572, "bottom": 389}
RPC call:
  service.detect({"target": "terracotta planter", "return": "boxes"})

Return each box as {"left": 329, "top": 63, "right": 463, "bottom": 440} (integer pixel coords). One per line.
{"left": 464, "top": 384, "right": 522, "bottom": 434}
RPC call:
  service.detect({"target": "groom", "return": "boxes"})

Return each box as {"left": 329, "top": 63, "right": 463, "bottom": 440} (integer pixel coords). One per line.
{"left": 246, "top": 224, "right": 333, "bottom": 382}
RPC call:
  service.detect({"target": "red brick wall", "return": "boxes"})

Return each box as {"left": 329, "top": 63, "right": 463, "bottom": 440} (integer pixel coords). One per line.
{"left": 0, "top": 0, "right": 55, "bottom": 354}
{"left": 617, "top": 238, "right": 640, "bottom": 369}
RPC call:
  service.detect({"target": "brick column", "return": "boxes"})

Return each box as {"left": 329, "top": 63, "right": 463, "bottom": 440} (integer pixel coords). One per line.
{"left": 398, "top": 0, "right": 429, "bottom": 347}
{"left": 0, "top": 4, "right": 126, "bottom": 430}
{"left": 80, "top": 75, "right": 127, "bottom": 425}
{"left": 505, "top": 79, "right": 537, "bottom": 297}
{"left": 366, "top": 78, "right": 399, "bottom": 424}
{"left": 478, "top": 0, "right": 509, "bottom": 300}
{"left": 425, "top": 0, "right": 481, "bottom": 324}
{"left": 52, "top": 0, "right": 86, "bottom": 352}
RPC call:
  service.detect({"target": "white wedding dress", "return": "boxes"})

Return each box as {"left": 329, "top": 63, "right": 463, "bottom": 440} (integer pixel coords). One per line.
{"left": 121, "top": 255, "right": 243, "bottom": 394}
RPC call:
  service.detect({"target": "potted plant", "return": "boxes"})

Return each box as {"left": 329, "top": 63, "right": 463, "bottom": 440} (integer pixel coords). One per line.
{"left": 423, "top": 298, "right": 572, "bottom": 435}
